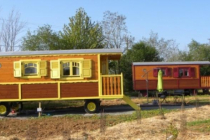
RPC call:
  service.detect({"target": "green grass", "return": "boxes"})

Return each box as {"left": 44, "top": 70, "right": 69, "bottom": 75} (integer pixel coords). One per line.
{"left": 187, "top": 119, "right": 210, "bottom": 132}
{"left": 26, "top": 107, "right": 178, "bottom": 129}
{"left": 62, "top": 108, "right": 178, "bottom": 126}
{"left": 103, "top": 108, "right": 177, "bottom": 126}
{"left": 187, "top": 99, "right": 210, "bottom": 105}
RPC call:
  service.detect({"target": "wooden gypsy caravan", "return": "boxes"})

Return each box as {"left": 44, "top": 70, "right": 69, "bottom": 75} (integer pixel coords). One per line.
{"left": 132, "top": 61, "right": 210, "bottom": 96}
{"left": 0, "top": 49, "right": 139, "bottom": 116}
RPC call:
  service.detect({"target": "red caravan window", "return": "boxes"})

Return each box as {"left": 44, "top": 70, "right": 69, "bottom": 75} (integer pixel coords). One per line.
{"left": 154, "top": 67, "right": 171, "bottom": 77}
{"left": 174, "top": 67, "right": 195, "bottom": 78}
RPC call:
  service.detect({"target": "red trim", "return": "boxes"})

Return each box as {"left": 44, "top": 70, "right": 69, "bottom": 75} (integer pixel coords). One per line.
{"left": 153, "top": 69, "right": 158, "bottom": 77}
{"left": 189, "top": 67, "right": 195, "bottom": 77}
{"left": 173, "top": 67, "right": 179, "bottom": 78}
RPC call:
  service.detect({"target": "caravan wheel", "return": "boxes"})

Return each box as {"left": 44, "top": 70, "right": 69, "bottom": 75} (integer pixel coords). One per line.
{"left": 84, "top": 100, "right": 100, "bottom": 113}
{"left": 0, "top": 102, "right": 10, "bottom": 116}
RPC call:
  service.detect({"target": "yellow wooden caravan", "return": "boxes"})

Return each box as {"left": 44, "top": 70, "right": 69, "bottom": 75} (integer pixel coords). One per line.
{"left": 0, "top": 49, "right": 139, "bottom": 116}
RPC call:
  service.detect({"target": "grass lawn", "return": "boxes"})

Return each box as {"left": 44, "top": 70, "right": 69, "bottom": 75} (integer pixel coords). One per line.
{"left": 187, "top": 119, "right": 210, "bottom": 132}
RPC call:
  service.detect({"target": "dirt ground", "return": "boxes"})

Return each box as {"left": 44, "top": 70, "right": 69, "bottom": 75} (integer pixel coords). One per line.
{"left": 0, "top": 100, "right": 210, "bottom": 140}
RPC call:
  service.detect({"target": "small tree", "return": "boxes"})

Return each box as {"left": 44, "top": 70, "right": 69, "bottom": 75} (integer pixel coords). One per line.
{"left": 120, "top": 41, "right": 162, "bottom": 91}
{"left": 143, "top": 32, "right": 180, "bottom": 62}
{"left": 101, "top": 11, "right": 134, "bottom": 50}
{"left": 21, "top": 25, "right": 62, "bottom": 51}
{"left": 60, "top": 8, "right": 104, "bottom": 49}
{"left": 180, "top": 40, "right": 210, "bottom": 75}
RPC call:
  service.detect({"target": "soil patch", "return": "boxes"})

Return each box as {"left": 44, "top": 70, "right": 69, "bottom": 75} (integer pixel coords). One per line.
{"left": 1, "top": 101, "right": 210, "bottom": 139}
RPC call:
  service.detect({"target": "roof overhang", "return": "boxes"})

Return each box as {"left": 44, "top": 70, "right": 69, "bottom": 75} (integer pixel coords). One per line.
{"left": 0, "top": 49, "right": 123, "bottom": 57}
{"left": 133, "top": 61, "right": 210, "bottom": 66}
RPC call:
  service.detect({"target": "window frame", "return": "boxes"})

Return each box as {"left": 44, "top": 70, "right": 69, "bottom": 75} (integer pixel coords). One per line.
{"left": 24, "top": 62, "right": 39, "bottom": 76}
{"left": 14, "top": 59, "right": 48, "bottom": 78}
{"left": 178, "top": 67, "right": 191, "bottom": 78}
{"left": 60, "top": 58, "right": 83, "bottom": 80}
{"left": 159, "top": 67, "right": 167, "bottom": 77}
{"left": 155, "top": 67, "right": 171, "bottom": 77}
{"left": 61, "top": 60, "right": 82, "bottom": 78}
{"left": 14, "top": 59, "right": 43, "bottom": 78}
{"left": 22, "top": 60, "right": 41, "bottom": 78}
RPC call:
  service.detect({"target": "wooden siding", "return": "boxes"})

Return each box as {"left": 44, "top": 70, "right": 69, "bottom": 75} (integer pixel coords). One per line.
{"left": 179, "top": 79, "right": 200, "bottom": 89}
{"left": 134, "top": 79, "right": 200, "bottom": 90}
{"left": 21, "top": 84, "right": 58, "bottom": 99}
{"left": 163, "top": 80, "right": 178, "bottom": 89}
{"left": 60, "top": 83, "right": 98, "bottom": 98}
{"left": 0, "top": 85, "right": 18, "bottom": 99}
{"left": 0, "top": 55, "right": 98, "bottom": 83}
{"left": 135, "top": 80, "right": 157, "bottom": 90}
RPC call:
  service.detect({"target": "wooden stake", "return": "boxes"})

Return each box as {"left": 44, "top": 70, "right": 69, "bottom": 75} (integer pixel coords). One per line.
{"left": 38, "top": 102, "right": 41, "bottom": 117}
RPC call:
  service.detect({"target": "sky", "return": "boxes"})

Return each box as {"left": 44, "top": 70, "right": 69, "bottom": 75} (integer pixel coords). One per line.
{"left": 0, "top": 0, "right": 210, "bottom": 51}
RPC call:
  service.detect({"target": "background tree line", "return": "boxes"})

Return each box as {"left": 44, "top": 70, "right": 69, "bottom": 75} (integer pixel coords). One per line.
{"left": 1, "top": 7, "right": 210, "bottom": 91}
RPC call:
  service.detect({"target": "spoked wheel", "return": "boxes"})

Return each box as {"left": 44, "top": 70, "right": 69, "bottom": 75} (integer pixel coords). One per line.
{"left": 84, "top": 100, "right": 100, "bottom": 113}
{"left": 0, "top": 102, "right": 10, "bottom": 116}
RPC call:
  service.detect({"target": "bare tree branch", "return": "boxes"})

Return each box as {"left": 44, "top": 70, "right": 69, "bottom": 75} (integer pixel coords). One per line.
{"left": 1, "top": 9, "right": 26, "bottom": 52}
{"left": 101, "top": 11, "right": 134, "bottom": 50}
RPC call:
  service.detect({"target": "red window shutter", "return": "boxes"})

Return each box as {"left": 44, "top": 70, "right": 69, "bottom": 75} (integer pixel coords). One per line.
{"left": 173, "top": 68, "right": 179, "bottom": 78}
{"left": 166, "top": 68, "right": 171, "bottom": 76}
{"left": 153, "top": 69, "right": 158, "bottom": 77}
{"left": 189, "top": 67, "right": 195, "bottom": 77}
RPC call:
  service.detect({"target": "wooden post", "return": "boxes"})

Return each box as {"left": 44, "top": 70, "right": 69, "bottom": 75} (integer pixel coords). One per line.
{"left": 38, "top": 102, "right": 42, "bottom": 117}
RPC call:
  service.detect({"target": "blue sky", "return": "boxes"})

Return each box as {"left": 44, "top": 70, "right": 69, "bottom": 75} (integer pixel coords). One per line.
{"left": 0, "top": 0, "right": 210, "bottom": 51}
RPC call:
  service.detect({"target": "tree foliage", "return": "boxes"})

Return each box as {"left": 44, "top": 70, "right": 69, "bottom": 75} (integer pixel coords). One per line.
{"left": 21, "top": 25, "right": 62, "bottom": 51}
{"left": 120, "top": 41, "right": 162, "bottom": 91}
{"left": 60, "top": 8, "right": 104, "bottom": 49}
{"left": 180, "top": 40, "right": 210, "bottom": 75}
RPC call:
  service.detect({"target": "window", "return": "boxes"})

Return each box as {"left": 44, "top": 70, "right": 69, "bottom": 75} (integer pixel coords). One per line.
{"left": 153, "top": 67, "right": 171, "bottom": 77}
{"left": 179, "top": 68, "right": 189, "bottom": 77}
{"left": 24, "top": 63, "right": 38, "bottom": 75}
{"left": 178, "top": 68, "right": 191, "bottom": 77}
{"left": 14, "top": 60, "right": 47, "bottom": 78}
{"left": 173, "top": 67, "right": 195, "bottom": 78}
{"left": 62, "top": 61, "right": 80, "bottom": 77}
{"left": 50, "top": 59, "right": 92, "bottom": 79}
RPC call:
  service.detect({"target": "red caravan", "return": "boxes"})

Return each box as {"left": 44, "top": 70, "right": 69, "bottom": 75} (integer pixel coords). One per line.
{"left": 132, "top": 61, "right": 210, "bottom": 95}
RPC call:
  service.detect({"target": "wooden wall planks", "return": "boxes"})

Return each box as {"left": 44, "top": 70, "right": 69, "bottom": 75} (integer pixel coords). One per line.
{"left": 21, "top": 84, "right": 58, "bottom": 99}
{"left": 60, "top": 82, "right": 98, "bottom": 98}
{"left": 0, "top": 85, "right": 19, "bottom": 99}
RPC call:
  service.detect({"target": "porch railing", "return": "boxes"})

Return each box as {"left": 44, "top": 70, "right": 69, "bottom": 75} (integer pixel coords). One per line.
{"left": 201, "top": 76, "right": 210, "bottom": 87}
{"left": 101, "top": 74, "right": 123, "bottom": 95}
